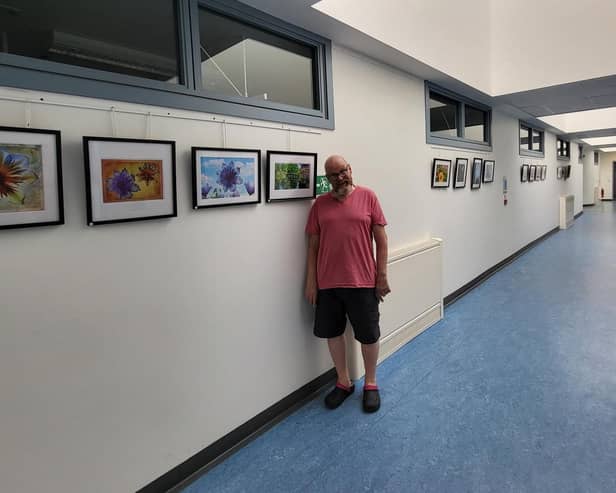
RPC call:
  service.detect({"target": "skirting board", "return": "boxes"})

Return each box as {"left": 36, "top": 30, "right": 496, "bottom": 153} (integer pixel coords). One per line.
{"left": 346, "top": 302, "right": 442, "bottom": 381}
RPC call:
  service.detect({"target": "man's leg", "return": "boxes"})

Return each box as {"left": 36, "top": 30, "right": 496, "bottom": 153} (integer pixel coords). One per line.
{"left": 327, "top": 335, "right": 352, "bottom": 387}
{"left": 361, "top": 341, "right": 379, "bottom": 386}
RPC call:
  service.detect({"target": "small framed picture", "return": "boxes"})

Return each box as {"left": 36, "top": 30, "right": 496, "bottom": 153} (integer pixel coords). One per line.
{"left": 431, "top": 158, "right": 451, "bottom": 188}
{"left": 83, "top": 137, "right": 177, "bottom": 226}
{"left": 482, "top": 159, "right": 495, "bottom": 183}
{"left": 471, "top": 158, "right": 482, "bottom": 189}
{"left": 541, "top": 166, "right": 547, "bottom": 180}
{"left": 266, "top": 151, "right": 317, "bottom": 202}
{"left": 565, "top": 165, "right": 572, "bottom": 179}
{"left": 192, "top": 147, "right": 261, "bottom": 209}
{"left": 453, "top": 158, "right": 468, "bottom": 189}
{"left": 0, "top": 126, "right": 64, "bottom": 230}
{"left": 529, "top": 165, "right": 536, "bottom": 182}
{"left": 520, "top": 164, "right": 529, "bottom": 182}
{"left": 557, "top": 166, "right": 563, "bottom": 179}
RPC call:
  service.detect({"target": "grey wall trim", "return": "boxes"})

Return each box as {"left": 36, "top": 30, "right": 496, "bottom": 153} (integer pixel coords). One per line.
{"left": 0, "top": 0, "right": 335, "bottom": 130}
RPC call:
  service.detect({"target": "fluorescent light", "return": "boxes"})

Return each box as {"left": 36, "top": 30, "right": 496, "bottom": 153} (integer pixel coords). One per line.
{"left": 539, "top": 107, "right": 616, "bottom": 134}
{"left": 582, "top": 136, "right": 616, "bottom": 146}
{"left": 599, "top": 147, "right": 616, "bottom": 152}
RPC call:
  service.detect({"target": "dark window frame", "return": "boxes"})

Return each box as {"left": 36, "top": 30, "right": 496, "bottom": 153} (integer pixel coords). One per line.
{"left": 519, "top": 122, "right": 544, "bottom": 157}
{"left": 578, "top": 143, "right": 584, "bottom": 163}
{"left": 0, "top": 0, "right": 334, "bottom": 129}
{"left": 425, "top": 82, "right": 492, "bottom": 152}
{"left": 557, "top": 138, "right": 570, "bottom": 160}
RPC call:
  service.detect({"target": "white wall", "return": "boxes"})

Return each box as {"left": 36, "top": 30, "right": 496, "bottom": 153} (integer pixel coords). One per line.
{"left": 599, "top": 151, "right": 615, "bottom": 199}
{"left": 0, "top": 44, "right": 583, "bottom": 493}
{"left": 583, "top": 150, "right": 600, "bottom": 204}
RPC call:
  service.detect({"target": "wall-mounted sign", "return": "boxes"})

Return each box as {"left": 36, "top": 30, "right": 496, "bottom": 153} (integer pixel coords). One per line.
{"left": 316, "top": 175, "right": 331, "bottom": 195}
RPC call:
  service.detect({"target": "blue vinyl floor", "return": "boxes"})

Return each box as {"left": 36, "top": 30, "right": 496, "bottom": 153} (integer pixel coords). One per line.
{"left": 182, "top": 203, "right": 616, "bottom": 493}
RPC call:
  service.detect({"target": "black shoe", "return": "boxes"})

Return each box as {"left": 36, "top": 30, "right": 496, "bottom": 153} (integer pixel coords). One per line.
{"left": 324, "top": 383, "right": 355, "bottom": 409}
{"left": 362, "top": 386, "right": 380, "bottom": 413}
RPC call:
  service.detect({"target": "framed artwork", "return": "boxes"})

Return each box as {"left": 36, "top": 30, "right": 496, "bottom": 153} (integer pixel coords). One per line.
{"left": 266, "top": 151, "right": 317, "bottom": 202}
{"left": 192, "top": 147, "right": 261, "bottom": 209}
{"left": 482, "top": 160, "right": 495, "bottom": 183}
{"left": 471, "top": 158, "right": 482, "bottom": 189}
{"left": 565, "top": 165, "right": 572, "bottom": 179}
{"left": 453, "top": 158, "right": 468, "bottom": 189}
{"left": 529, "top": 165, "right": 536, "bottom": 182}
{"left": 431, "top": 158, "right": 451, "bottom": 188}
{"left": 0, "top": 126, "right": 64, "bottom": 230}
{"left": 520, "top": 164, "right": 529, "bottom": 182}
{"left": 541, "top": 166, "right": 547, "bottom": 180}
{"left": 557, "top": 166, "right": 563, "bottom": 179}
{"left": 84, "top": 137, "right": 177, "bottom": 226}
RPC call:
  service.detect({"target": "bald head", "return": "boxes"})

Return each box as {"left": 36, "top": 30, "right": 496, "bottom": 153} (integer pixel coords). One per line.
{"left": 324, "top": 155, "right": 349, "bottom": 174}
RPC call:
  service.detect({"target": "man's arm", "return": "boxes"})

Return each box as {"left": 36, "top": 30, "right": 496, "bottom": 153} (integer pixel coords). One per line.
{"left": 373, "top": 225, "right": 390, "bottom": 302}
{"left": 305, "top": 234, "right": 320, "bottom": 305}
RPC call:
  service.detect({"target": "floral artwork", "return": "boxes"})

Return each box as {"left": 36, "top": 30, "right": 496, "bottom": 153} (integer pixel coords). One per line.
{"left": 0, "top": 127, "right": 63, "bottom": 231}
{"left": 0, "top": 144, "right": 44, "bottom": 212}
{"left": 453, "top": 158, "right": 468, "bottom": 189}
{"left": 200, "top": 157, "right": 256, "bottom": 199}
{"left": 84, "top": 137, "right": 177, "bottom": 226}
{"left": 101, "top": 159, "right": 163, "bottom": 203}
{"left": 192, "top": 147, "right": 261, "bottom": 208}
{"left": 431, "top": 158, "right": 451, "bottom": 188}
{"left": 274, "top": 162, "right": 311, "bottom": 190}
{"left": 471, "top": 158, "right": 482, "bottom": 189}
{"left": 266, "top": 151, "right": 317, "bottom": 202}
{"left": 482, "top": 160, "right": 495, "bottom": 183}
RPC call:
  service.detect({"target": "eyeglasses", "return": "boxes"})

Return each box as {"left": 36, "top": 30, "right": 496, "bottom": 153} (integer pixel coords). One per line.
{"left": 326, "top": 165, "right": 350, "bottom": 180}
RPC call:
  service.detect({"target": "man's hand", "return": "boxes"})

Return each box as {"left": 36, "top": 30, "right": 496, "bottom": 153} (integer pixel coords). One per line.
{"left": 305, "top": 278, "right": 317, "bottom": 305}
{"left": 375, "top": 273, "right": 391, "bottom": 302}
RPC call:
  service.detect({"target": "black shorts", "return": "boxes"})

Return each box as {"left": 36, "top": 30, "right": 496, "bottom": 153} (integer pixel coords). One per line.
{"left": 314, "top": 288, "right": 380, "bottom": 344}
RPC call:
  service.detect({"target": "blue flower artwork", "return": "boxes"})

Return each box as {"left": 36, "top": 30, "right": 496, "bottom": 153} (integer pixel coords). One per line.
{"left": 200, "top": 157, "right": 256, "bottom": 199}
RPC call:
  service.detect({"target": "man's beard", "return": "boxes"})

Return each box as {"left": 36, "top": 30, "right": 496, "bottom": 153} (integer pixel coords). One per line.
{"left": 332, "top": 177, "right": 353, "bottom": 194}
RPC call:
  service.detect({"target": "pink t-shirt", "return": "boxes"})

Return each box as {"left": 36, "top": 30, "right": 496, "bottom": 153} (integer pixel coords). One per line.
{"left": 305, "top": 186, "right": 387, "bottom": 289}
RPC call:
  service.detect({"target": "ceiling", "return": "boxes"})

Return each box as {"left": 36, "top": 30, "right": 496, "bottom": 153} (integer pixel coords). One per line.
{"left": 241, "top": 0, "right": 616, "bottom": 148}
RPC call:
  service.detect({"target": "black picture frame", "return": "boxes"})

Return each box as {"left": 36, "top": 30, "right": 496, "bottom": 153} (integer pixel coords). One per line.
{"left": 453, "top": 157, "right": 468, "bottom": 189}
{"left": 431, "top": 158, "right": 451, "bottom": 188}
{"left": 0, "top": 126, "right": 64, "bottom": 230}
{"left": 192, "top": 147, "right": 261, "bottom": 209}
{"left": 471, "top": 158, "right": 482, "bottom": 189}
{"left": 565, "top": 165, "right": 572, "bottom": 179}
{"left": 529, "top": 165, "right": 536, "bottom": 182}
{"left": 482, "top": 159, "right": 495, "bottom": 183}
{"left": 266, "top": 150, "right": 317, "bottom": 202}
{"left": 557, "top": 166, "right": 563, "bottom": 179}
{"left": 83, "top": 136, "right": 177, "bottom": 226}
{"left": 521, "top": 164, "right": 529, "bottom": 182}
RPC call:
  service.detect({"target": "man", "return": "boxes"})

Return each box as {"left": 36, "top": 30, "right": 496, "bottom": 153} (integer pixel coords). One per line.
{"left": 305, "top": 155, "right": 390, "bottom": 413}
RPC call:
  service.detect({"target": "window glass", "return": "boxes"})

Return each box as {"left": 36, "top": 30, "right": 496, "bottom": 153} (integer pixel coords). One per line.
{"left": 198, "top": 8, "right": 316, "bottom": 110}
{"left": 464, "top": 105, "right": 486, "bottom": 142}
{"left": 0, "top": 0, "right": 181, "bottom": 83}
{"left": 520, "top": 125, "right": 530, "bottom": 151}
{"left": 429, "top": 92, "right": 458, "bottom": 138}
{"left": 532, "top": 129, "right": 542, "bottom": 151}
